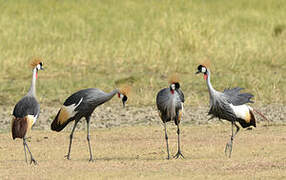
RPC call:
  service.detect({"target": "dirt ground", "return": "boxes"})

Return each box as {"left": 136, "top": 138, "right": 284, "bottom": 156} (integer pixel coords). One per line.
{"left": 0, "top": 104, "right": 285, "bottom": 132}
{"left": 0, "top": 104, "right": 285, "bottom": 179}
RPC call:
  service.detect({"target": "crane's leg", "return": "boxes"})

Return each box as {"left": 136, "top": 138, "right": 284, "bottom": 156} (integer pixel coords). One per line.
{"left": 65, "top": 121, "right": 79, "bottom": 160}
{"left": 225, "top": 121, "right": 240, "bottom": 158}
{"left": 163, "top": 122, "right": 170, "bottom": 160}
{"left": 23, "top": 138, "right": 37, "bottom": 165}
{"left": 23, "top": 139, "right": 27, "bottom": 163}
{"left": 86, "top": 116, "right": 94, "bottom": 162}
{"left": 173, "top": 124, "right": 184, "bottom": 159}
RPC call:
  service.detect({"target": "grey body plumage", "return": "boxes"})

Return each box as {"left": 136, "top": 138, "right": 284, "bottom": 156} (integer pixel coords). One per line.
{"left": 63, "top": 88, "right": 119, "bottom": 121}
{"left": 156, "top": 82, "right": 184, "bottom": 159}
{"left": 156, "top": 88, "right": 184, "bottom": 124}
{"left": 13, "top": 95, "right": 40, "bottom": 119}
{"left": 51, "top": 87, "right": 128, "bottom": 161}
{"left": 196, "top": 65, "right": 256, "bottom": 157}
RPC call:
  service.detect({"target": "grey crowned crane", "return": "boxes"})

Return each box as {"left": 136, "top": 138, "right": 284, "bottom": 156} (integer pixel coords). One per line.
{"left": 196, "top": 64, "right": 257, "bottom": 158}
{"left": 51, "top": 87, "right": 129, "bottom": 161}
{"left": 11, "top": 60, "right": 44, "bottom": 164}
{"left": 156, "top": 76, "right": 185, "bottom": 159}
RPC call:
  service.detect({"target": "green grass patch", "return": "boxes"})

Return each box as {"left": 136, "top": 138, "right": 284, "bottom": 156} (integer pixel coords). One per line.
{"left": 0, "top": 0, "right": 285, "bottom": 106}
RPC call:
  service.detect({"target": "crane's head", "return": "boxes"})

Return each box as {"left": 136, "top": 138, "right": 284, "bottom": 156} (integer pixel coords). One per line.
{"left": 196, "top": 65, "right": 208, "bottom": 80}
{"left": 168, "top": 74, "right": 180, "bottom": 94}
{"left": 31, "top": 58, "right": 44, "bottom": 79}
{"left": 118, "top": 86, "right": 130, "bottom": 108}
{"left": 117, "top": 93, "right": 128, "bottom": 108}
{"left": 36, "top": 62, "right": 44, "bottom": 71}
{"left": 31, "top": 59, "right": 44, "bottom": 70}
{"left": 169, "top": 82, "right": 180, "bottom": 94}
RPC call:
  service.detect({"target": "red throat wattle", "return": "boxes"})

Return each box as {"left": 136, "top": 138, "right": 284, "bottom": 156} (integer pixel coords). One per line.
{"left": 36, "top": 72, "right": 38, "bottom": 79}
{"left": 117, "top": 93, "right": 120, "bottom": 98}
{"left": 204, "top": 74, "right": 207, "bottom": 80}
{"left": 171, "top": 90, "right": 174, "bottom": 94}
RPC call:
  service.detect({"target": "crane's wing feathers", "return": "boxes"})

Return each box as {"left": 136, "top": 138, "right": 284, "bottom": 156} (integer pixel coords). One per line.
{"left": 13, "top": 96, "right": 40, "bottom": 118}
{"left": 223, "top": 87, "right": 254, "bottom": 106}
{"left": 63, "top": 91, "right": 86, "bottom": 106}
{"left": 176, "top": 89, "right": 185, "bottom": 103}
{"left": 156, "top": 88, "right": 170, "bottom": 112}
{"left": 156, "top": 88, "right": 184, "bottom": 123}
{"left": 51, "top": 88, "right": 115, "bottom": 132}
{"left": 63, "top": 88, "right": 106, "bottom": 107}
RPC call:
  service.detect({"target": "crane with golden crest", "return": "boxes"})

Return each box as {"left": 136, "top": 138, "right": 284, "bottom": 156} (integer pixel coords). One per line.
{"left": 156, "top": 74, "right": 185, "bottom": 159}
{"left": 51, "top": 86, "right": 129, "bottom": 161}
{"left": 196, "top": 64, "right": 268, "bottom": 157}
{"left": 11, "top": 59, "right": 44, "bottom": 165}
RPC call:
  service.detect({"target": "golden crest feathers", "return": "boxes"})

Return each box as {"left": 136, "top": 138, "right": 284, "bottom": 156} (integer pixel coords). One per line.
{"left": 201, "top": 59, "right": 211, "bottom": 68}
{"left": 168, "top": 73, "right": 180, "bottom": 84}
{"left": 30, "top": 57, "right": 43, "bottom": 68}
{"left": 119, "top": 85, "right": 131, "bottom": 96}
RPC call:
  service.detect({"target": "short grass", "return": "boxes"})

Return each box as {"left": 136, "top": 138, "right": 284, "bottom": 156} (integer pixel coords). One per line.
{"left": 0, "top": 0, "right": 285, "bottom": 107}
{"left": 0, "top": 124, "right": 285, "bottom": 179}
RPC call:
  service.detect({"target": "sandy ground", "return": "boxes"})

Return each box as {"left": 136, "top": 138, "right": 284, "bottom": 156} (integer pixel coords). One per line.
{"left": 0, "top": 104, "right": 285, "bottom": 132}
{"left": 0, "top": 124, "right": 286, "bottom": 179}
{"left": 0, "top": 104, "right": 285, "bottom": 179}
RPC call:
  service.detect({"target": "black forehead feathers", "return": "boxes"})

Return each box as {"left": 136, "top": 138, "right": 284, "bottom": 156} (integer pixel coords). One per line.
{"left": 39, "top": 62, "right": 43, "bottom": 66}
{"left": 122, "top": 95, "right": 128, "bottom": 101}
{"left": 197, "top": 65, "right": 203, "bottom": 71}
{"left": 174, "top": 82, "right": 180, "bottom": 89}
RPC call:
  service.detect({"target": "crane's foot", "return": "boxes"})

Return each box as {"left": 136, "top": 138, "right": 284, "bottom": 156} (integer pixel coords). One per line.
{"left": 30, "top": 158, "right": 37, "bottom": 165}
{"left": 64, "top": 154, "right": 71, "bottom": 160}
{"left": 173, "top": 150, "right": 184, "bottom": 159}
{"left": 89, "top": 158, "right": 95, "bottom": 162}
{"left": 224, "top": 141, "right": 233, "bottom": 158}
{"left": 166, "top": 154, "right": 170, "bottom": 160}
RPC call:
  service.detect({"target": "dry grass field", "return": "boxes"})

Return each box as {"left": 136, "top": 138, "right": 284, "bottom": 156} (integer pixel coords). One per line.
{"left": 0, "top": 0, "right": 285, "bottom": 106}
{"left": 0, "top": 124, "right": 285, "bottom": 179}
{"left": 0, "top": 0, "right": 285, "bottom": 179}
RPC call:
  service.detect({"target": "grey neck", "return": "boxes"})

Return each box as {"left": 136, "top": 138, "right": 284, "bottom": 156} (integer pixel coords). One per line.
{"left": 27, "top": 68, "right": 37, "bottom": 97}
{"left": 206, "top": 70, "right": 217, "bottom": 97}
{"left": 105, "top": 89, "right": 120, "bottom": 101}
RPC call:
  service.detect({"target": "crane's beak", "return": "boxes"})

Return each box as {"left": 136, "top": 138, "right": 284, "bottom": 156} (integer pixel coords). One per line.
{"left": 195, "top": 71, "right": 200, "bottom": 74}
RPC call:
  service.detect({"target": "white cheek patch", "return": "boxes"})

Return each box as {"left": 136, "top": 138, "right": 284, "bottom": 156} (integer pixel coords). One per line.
{"left": 36, "top": 64, "right": 41, "bottom": 70}
{"left": 201, "top": 67, "right": 206, "bottom": 73}
{"left": 171, "top": 84, "right": 175, "bottom": 90}
{"left": 120, "top": 94, "right": 124, "bottom": 99}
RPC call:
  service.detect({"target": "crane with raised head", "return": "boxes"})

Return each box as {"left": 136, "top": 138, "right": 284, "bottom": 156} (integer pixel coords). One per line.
{"left": 51, "top": 87, "right": 129, "bottom": 161}
{"left": 156, "top": 76, "right": 185, "bottom": 159}
{"left": 195, "top": 64, "right": 267, "bottom": 157}
{"left": 12, "top": 59, "right": 44, "bottom": 164}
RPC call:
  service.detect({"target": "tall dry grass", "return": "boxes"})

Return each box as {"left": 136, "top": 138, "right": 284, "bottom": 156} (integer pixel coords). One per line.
{"left": 0, "top": 0, "right": 285, "bottom": 106}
